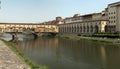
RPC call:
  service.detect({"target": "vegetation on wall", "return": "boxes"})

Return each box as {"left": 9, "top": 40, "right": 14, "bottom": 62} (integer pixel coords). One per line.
{"left": 92, "top": 32, "right": 120, "bottom": 38}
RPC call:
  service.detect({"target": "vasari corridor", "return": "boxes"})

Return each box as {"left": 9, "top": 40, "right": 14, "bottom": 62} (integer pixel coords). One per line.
{"left": 0, "top": 0, "right": 120, "bottom": 69}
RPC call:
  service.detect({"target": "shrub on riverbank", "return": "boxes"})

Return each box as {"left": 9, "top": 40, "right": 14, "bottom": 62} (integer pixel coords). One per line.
{"left": 92, "top": 33, "right": 120, "bottom": 38}
{"left": 0, "top": 39, "right": 48, "bottom": 69}
{"left": 60, "top": 35, "right": 120, "bottom": 43}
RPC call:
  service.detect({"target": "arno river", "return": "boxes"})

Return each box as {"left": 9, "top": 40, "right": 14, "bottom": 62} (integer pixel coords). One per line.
{"left": 1, "top": 33, "right": 120, "bottom": 69}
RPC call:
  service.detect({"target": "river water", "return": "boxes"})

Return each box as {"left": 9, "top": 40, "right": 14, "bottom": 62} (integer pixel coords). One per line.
{"left": 1, "top": 33, "right": 120, "bottom": 69}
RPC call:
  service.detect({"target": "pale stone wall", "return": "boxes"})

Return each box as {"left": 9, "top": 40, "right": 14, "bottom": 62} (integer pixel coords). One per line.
{"left": 116, "top": 6, "right": 120, "bottom": 33}
{"left": 92, "top": 13, "right": 102, "bottom": 20}
{"left": 107, "top": 2, "right": 120, "bottom": 33}
{"left": 61, "top": 1, "right": 120, "bottom": 34}
{"left": 59, "top": 20, "right": 107, "bottom": 35}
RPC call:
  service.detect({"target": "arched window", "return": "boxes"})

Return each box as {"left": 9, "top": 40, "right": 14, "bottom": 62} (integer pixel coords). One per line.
{"left": 80, "top": 26, "right": 82, "bottom": 33}
{"left": 70, "top": 26, "right": 72, "bottom": 33}
{"left": 83, "top": 26, "right": 86, "bottom": 33}
{"left": 105, "top": 25, "right": 108, "bottom": 32}
{"left": 95, "top": 25, "right": 99, "bottom": 33}
{"left": 87, "top": 26, "right": 89, "bottom": 33}
{"left": 72, "top": 26, "right": 74, "bottom": 33}
{"left": 91, "top": 26, "right": 93, "bottom": 33}
{"left": 77, "top": 26, "right": 79, "bottom": 32}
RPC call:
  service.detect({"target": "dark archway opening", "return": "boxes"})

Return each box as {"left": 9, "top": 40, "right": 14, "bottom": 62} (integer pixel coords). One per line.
{"left": 95, "top": 25, "right": 99, "bottom": 33}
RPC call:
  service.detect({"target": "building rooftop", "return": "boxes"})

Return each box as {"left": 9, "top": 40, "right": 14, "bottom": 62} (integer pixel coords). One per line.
{"left": 108, "top": 1, "right": 120, "bottom": 6}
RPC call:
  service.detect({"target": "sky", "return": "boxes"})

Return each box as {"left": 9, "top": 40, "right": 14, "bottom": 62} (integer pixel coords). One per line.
{"left": 0, "top": 0, "right": 120, "bottom": 23}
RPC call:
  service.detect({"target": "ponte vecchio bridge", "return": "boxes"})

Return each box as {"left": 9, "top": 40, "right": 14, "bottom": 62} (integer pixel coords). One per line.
{"left": 0, "top": 23, "right": 58, "bottom": 34}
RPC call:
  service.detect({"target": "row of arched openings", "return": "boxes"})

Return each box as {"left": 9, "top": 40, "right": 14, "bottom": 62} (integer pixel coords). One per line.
{"left": 59, "top": 25, "right": 99, "bottom": 34}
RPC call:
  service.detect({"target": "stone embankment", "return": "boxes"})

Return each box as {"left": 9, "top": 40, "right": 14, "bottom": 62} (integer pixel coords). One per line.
{"left": 0, "top": 40, "right": 30, "bottom": 69}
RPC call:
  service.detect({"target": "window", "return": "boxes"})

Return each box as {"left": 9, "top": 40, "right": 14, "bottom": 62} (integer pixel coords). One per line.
{"left": 111, "top": 21, "right": 113, "bottom": 23}
{"left": 114, "top": 12, "right": 115, "bottom": 14}
{"left": 114, "top": 21, "right": 115, "bottom": 23}
{"left": 114, "top": 16, "right": 115, "bottom": 19}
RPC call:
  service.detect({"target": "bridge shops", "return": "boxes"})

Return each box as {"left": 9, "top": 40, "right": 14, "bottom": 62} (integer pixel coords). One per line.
{"left": 0, "top": 23, "right": 58, "bottom": 33}
{"left": 59, "top": 20, "right": 107, "bottom": 36}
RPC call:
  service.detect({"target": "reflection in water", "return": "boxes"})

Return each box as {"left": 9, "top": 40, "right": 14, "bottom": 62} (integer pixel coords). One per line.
{"left": 100, "top": 46, "right": 107, "bottom": 69}
{"left": 1, "top": 33, "right": 120, "bottom": 69}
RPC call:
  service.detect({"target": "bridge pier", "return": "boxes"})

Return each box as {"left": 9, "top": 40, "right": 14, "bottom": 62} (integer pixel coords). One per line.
{"left": 10, "top": 33, "right": 18, "bottom": 42}
{"left": 32, "top": 33, "right": 38, "bottom": 39}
